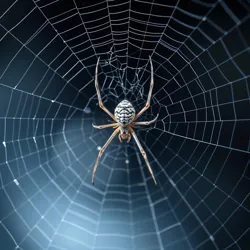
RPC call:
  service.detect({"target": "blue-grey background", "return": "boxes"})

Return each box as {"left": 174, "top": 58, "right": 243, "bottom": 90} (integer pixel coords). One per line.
{"left": 0, "top": 0, "right": 249, "bottom": 250}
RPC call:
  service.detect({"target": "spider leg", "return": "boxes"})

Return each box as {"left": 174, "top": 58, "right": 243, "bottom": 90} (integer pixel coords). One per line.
{"left": 133, "top": 56, "right": 154, "bottom": 121}
{"left": 92, "top": 127, "right": 120, "bottom": 185}
{"left": 92, "top": 123, "right": 119, "bottom": 130}
{"left": 95, "top": 57, "right": 117, "bottom": 122}
{"left": 130, "top": 128, "right": 157, "bottom": 185}
{"left": 132, "top": 113, "right": 159, "bottom": 126}
{"left": 118, "top": 134, "right": 122, "bottom": 143}
{"left": 127, "top": 134, "right": 131, "bottom": 143}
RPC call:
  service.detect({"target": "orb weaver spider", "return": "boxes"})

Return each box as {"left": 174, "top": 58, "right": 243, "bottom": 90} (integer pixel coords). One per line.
{"left": 92, "top": 56, "right": 158, "bottom": 185}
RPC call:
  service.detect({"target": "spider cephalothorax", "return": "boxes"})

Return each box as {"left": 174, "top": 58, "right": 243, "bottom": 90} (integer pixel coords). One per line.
{"left": 92, "top": 56, "right": 158, "bottom": 185}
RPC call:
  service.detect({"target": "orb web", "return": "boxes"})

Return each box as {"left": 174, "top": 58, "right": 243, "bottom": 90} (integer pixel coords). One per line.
{"left": 0, "top": 1, "right": 249, "bottom": 250}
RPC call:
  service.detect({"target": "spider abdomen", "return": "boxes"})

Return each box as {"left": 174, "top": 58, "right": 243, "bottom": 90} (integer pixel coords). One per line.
{"left": 114, "top": 100, "right": 135, "bottom": 126}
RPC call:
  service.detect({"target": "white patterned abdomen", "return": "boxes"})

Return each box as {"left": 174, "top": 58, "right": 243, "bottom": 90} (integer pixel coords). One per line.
{"left": 115, "top": 100, "right": 135, "bottom": 126}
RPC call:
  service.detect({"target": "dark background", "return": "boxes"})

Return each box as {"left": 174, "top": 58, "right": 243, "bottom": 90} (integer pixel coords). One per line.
{"left": 0, "top": 0, "right": 249, "bottom": 249}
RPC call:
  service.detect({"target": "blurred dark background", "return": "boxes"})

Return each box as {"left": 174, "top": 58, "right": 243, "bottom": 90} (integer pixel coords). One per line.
{"left": 0, "top": 0, "right": 249, "bottom": 249}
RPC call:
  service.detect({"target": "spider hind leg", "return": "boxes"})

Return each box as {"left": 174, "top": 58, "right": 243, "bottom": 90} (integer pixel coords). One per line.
{"left": 92, "top": 127, "right": 120, "bottom": 185}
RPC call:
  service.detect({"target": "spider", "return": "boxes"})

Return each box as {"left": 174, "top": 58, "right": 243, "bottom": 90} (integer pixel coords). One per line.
{"left": 92, "top": 56, "right": 158, "bottom": 185}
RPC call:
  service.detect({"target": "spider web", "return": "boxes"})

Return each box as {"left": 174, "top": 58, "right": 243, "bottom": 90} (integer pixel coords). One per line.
{"left": 0, "top": 0, "right": 249, "bottom": 249}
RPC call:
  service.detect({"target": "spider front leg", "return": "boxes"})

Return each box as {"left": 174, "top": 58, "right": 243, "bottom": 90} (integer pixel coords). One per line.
{"left": 133, "top": 56, "right": 154, "bottom": 121}
{"left": 130, "top": 128, "right": 157, "bottom": 185}
{"left": 92, "top": 127, "right": 120, "bottom": 185}
{"left": 132, "top": 113, "right": 159, "bottom": 127}
{"left": 95, "top": 57, "right": 117, "bottom": 122}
